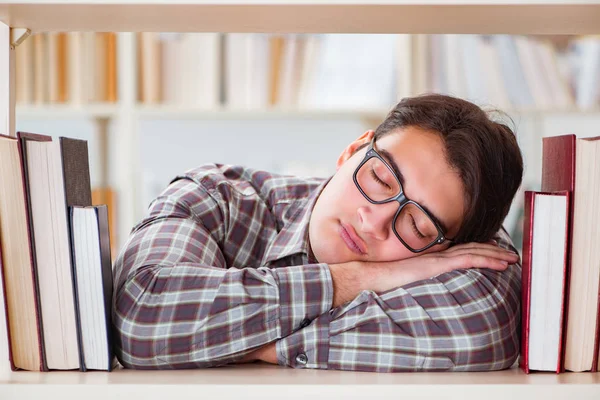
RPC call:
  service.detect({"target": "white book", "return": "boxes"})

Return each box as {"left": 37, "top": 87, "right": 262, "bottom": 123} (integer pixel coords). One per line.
{"left": 574, "top": 37, "right": 600, "bottom": 109}
{"left": 514, "top": 36, "right": 553, "bottom": 109}
{"left": 297, "top": 34, "right": 320, "bottom": 109}
{"left": 70, "top": 205, "right": 114, "bottom": 371}
{"left": 527, "top": 192, "right": 568, "bottom": 372}
{"left": 478, "top": 36, "right": 512, "bottom": 109}
{"left": 185, "top": 33, "right": 220, "bottom": 109}
{"left": 443, "top": 35, "right": 469, "bottom": 100}
{"left": 492, "top": 35, "right": 535, "bottom": 108}
{"left": 537, "top": 40, "right": 575, "bottom": 109}
{"left": 460, "top": 35, "right": 488, "bottom": 105}
{"left": 279, "top": 34, "right": 298, "bottom": 107}
{"left": 24, "top": 138, "right": 80, "bottom": 370}
{"left": 396, "top": 34, "right": 414, "bottom": 100}
{"left": 225, "top": 33, "right": 246, "bottom": 109}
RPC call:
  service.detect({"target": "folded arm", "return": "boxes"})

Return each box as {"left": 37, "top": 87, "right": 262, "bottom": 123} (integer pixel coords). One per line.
{"left": 112, "top": 178, "right": 334, "bottom": 369}
{"left": 272, "top": 228, "right": 522, "bottom": 372}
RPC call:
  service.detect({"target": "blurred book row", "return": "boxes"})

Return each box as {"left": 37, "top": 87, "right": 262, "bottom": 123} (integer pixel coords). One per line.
{"left": 15, "top": 32, "right": 118, "bottom": 105}
{"left": 15, "top": 33, "right": 600, "bottom": 111}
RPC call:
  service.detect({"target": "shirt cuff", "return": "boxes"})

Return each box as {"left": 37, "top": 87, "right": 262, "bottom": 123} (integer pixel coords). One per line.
{"left": 271, "top": 263, "right": 333, "bottom": 338}
{"left": 276, "top": 310, "right": 332, "bottom": 369}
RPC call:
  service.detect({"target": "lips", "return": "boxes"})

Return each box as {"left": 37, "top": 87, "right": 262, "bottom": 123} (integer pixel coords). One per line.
{"left": 339, "top": 223, "right": 367, "bottom": 255}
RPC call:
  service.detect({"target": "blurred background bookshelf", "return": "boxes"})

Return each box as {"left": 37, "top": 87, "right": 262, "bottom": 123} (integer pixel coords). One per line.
{"left": 14, "top": 32, "right": 600, "bottom": 254}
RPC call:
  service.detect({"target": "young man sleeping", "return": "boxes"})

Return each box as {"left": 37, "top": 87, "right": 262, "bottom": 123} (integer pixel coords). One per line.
{"left": 112, "top": 94, "right": 523, "bottom": 372}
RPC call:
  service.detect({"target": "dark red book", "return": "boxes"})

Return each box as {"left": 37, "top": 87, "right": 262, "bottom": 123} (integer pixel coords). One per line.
{"left": 541, "top": 134, "right": 575, "bottom": 373}
{"left": 520, "top": 191, "right": 570, "bottom": 374}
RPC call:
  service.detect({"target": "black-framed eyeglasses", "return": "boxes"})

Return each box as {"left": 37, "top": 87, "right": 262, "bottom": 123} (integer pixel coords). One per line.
{"left": 352, "top": 137, "right": 454, "bottom": 253}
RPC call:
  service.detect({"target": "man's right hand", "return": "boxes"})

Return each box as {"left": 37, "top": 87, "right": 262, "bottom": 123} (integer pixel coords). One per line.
{"left": 329, "top": 241, "right": 520, "bottom": 308}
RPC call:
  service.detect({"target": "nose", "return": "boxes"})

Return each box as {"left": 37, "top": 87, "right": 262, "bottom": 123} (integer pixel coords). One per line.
{"left": 357, "top": 202, "right": 397, "bottom": 241}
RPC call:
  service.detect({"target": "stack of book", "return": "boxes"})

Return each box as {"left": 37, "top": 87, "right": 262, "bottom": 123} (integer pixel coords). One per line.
{"left": 520, "top": 134, "right": 600, "bottom": 373}
{"left": 0, "top": 132, "right": 115, "bottom": 371}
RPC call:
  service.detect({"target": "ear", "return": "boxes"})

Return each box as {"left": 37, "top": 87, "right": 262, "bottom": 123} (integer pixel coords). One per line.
{"left": 336, "top": 130, "right": 375, "bottom": 170}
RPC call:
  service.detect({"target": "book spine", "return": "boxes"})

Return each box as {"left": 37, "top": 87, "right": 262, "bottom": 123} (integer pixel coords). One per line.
{"left": 519, "top": 191, "right": 535, "bottom": 374}
{"left": 16, "top": 134, "right": 48, "bottom": 371}
{"left": 68, "top": 207, "right": 87, "bottom": 372}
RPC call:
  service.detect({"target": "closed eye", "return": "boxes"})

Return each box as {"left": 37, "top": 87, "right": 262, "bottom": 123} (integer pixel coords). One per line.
{"left": 370, "top": 167, "right": 391, "bottom": 189}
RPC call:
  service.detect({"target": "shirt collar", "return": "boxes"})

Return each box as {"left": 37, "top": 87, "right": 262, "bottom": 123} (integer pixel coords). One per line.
{"left": 261, "top": 178, "right": 330, "bottom": 266}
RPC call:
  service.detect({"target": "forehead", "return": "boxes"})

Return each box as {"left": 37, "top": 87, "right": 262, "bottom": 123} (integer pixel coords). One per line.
{"left": 375, "top": 127, "right": 465, "bottom": 236}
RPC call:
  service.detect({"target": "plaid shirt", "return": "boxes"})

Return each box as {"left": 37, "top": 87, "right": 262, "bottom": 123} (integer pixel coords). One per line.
{"left": 113, "top": 164, "right": 521, "bottom": 371}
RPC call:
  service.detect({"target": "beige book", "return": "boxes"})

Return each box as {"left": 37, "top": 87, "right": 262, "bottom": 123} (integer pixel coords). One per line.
{"left": 411, "top": 34, "right": 429, "bottom": 95}
{"left": 564, "top": 137, "right": 600, "bottom": 372}
{"left": 82, "top": 32, "right": 96, "bottom": 104}
{"left": 47, "top": 32, "right": 59, "bottom": 103}
{"left": 268, "top": 35, "right": 285, "bottom": 106}
{"left": 0, "top": 135, "right": 43, "bottom": 371}
{"left": 15, "top": 35, "right": 33, "bottom": 104}
{"left": 32, "top": 33, "right": 47, "bottom": 104}
{"left": 94, "top": 33, "right": 107, "bottom": 103}
{"left": 68, "top": 32, "right": 84, "bottom": 105}
{"left": 139, "top": 32, "right": 162, "bottom": 104}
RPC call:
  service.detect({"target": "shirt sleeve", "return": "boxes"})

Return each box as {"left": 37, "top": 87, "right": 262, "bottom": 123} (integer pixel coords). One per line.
{"left": 276, "top": 228, "right": 521, "bottom": 372}
{"left": 112, "top": 178, "right": 333, "bottom": 369}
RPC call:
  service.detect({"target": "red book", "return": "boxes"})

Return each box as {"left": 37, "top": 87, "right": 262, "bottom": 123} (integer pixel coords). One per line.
{"left": 520, "top": 191, "right": 570, "bottom": 374}
{"left": 541, "top": 134, "right": 575, "bottom": 373}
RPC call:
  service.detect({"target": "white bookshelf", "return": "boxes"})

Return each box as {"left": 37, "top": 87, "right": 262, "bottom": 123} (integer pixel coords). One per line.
{"left": 2, "top": 2, "right": 600, "bottom": 398}
{"left": 1, "top": 0, "right": 600, "bottom": 34}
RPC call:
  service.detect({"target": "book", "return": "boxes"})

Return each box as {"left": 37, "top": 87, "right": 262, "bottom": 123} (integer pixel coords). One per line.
{"left": 91, "top": 187, "right": 117, "bottom": 259}
{"left": 0, "top": 134, "right": 45, "bottom": 371}
{"left": 542, "top": 134, "right": 600, "bottom": 372}
{"left": 18, "top": 133, "right": 95, "bottom": 370}
{"left": 69, "top": 205, "right": 115, "bottom": 371}
{"left": 520, "top": 191, "right": 570, "bottom": 373}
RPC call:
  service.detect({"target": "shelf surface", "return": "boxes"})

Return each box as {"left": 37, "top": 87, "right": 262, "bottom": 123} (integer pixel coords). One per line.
{"left": 1, "top": 363, "right": 600, "bottom": 399}
{"left": 15, "top": 104, "right": 600, "bottom": 121}
{"left": 1, "top": 1, "right": 600, "bottom": 34}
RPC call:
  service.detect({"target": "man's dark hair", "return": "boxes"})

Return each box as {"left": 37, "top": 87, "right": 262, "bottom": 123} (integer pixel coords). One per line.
{"left": 367, "top": 93, "right": 523, "bottom": 244}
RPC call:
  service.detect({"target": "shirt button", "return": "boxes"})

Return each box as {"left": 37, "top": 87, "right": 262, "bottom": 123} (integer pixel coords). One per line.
{"left": 295, "top": 353, "right": 308, "bottom": 366}
{"left": 299, "top": 318, "right": 311, "bottom": 329}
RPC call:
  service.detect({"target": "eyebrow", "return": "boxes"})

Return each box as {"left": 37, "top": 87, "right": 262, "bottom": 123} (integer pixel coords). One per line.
{"left": 378, "top": 148, "right": 451, "bottom": 235}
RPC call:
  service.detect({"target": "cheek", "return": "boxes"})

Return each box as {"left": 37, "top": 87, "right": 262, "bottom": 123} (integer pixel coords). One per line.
{"left": 374, "top": 239, "right": 415, "bottom": 262}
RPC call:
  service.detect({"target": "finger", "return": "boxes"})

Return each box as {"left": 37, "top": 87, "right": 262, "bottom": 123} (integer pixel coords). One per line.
{"left": 443, "top": 246, "right": 519, "bottom": 262}
{"left": 443, "top": 242, "right": 505, "bottom": 253}
{"left": 449, "top": 254, "right": 511, "bottom": 271}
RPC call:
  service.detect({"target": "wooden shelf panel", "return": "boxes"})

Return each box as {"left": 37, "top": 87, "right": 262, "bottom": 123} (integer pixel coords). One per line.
{"left": 1, "top": 1, "right": 600, "bottom": 34}
{"left": 1, "top": 364, "right": 600, "bottom": 399}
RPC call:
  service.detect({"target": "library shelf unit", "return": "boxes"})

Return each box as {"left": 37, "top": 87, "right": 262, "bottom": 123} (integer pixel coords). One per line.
{"left": 1, "top": 1, "right": 600, "bottom": 399}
